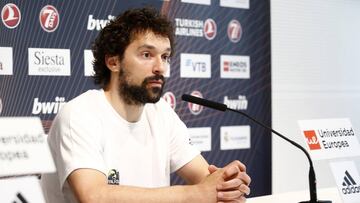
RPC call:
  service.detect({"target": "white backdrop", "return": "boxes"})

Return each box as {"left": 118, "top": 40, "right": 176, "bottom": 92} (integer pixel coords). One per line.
{"left": 271, "top": 0, "right": 360, "bottom": 194}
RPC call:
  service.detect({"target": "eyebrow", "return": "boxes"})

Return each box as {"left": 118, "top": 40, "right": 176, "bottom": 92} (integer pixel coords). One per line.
{"left": 137, "top": 44, "right": 171, "bottom": 53}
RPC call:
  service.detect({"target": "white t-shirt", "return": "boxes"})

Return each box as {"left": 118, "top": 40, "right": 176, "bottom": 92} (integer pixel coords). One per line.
{"left": 40, "top": 89, "right": 199, "bottom": 203}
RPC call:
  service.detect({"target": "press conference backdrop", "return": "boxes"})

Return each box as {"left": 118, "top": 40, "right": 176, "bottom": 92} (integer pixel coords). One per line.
{"left": 0, "top": 0, "right": 271, "bottom": 197}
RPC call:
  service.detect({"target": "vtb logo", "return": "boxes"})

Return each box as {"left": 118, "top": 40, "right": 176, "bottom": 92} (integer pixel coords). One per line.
{"left": 303, "top": 130, "right": 321, "bottom": 150}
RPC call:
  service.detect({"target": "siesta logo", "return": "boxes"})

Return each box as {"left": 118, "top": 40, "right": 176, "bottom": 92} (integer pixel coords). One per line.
{"left": 32, "top": 97, "right": 66, "bottom": 115}
{"left": 87, "top": 15, "right": 115, "bottom": 31}
{"left": 162, "top": 92, "right": 176, "bottom": 110}
{"left": 188, "top": 91, "right": 203, "bottom": 115}
{"left": 303, "top": 130, "right": 321, "bottom": 150}
{"left": 1, "top": 3, "right": 21, "bottom": 29}
{"left": 203, "top": 18, "right": 216, "bottom": 40}
{"left": 39, "top": 5, "right": 59, "bottom": 32}
{"left": 227, "top": 19, "right": 242, "bottom": 43}
{"left": 342, "top": 170, "right": 360, "bottom": 195}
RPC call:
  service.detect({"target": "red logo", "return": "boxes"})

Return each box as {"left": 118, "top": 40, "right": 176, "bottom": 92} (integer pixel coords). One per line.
{"left": 188, "top": 91, "right": 203, "bottom": 115}
{"left": 39, "top": 5, "right": 59, "bottom": 32}
{"left": 1, "top": 3, "right": 21, "bottom": 29}
{"left": 223, "top": 61, "right": 230, "bottom": 72}
{"left": 162, "top": 92, "right": 176, "bottom": 110}
{"left": 204, "top": 18, "right": 216, "bottom": 40}
{"left": 227, "top": 19, "right": 242, "bottom": 43}
{"left": 304, "top": 130, "right": 321, "bottom": 150}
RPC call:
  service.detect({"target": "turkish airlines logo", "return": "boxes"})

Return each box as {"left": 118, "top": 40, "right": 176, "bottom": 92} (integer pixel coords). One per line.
{"left": 303, "top": 130, "right": 321, "bottom": 150}
{"left": 203, "top": 18, "right": 216, "bottom": 40}
{"left": 227, "top": 19, "right": 242, "bottom": 43}
{"left": 162, "top": 92, "right": 176, "bottom": 110}
{"left": 188, "top": 91, "right": 203, "bottom": 115}
{"left": 39, "top": 5, "right": 59, "bottom": 32}
{"left": 1, "top": 3, "right": 21, "bottom": 29}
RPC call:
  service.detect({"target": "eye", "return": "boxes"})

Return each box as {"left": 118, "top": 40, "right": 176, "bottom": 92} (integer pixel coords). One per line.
{"left": 162, "top": 54, "right": 171, "bottom": 63}
{"left": 142, "top": 52, "right": 151, "bottom": 58}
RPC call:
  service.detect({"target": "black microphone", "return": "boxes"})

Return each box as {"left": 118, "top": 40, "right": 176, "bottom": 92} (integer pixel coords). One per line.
{"left": 182, "top": 94, "right": 331, "bottom": 203}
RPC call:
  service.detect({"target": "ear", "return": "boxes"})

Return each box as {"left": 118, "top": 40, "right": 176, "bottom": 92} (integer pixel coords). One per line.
{"left": 105, "top": 55, "right": 120, "bottom": 72}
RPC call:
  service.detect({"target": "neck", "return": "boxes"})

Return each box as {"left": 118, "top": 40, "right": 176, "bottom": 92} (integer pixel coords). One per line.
{"left": 104, "top": 88, "right": 144, "bottom": 123}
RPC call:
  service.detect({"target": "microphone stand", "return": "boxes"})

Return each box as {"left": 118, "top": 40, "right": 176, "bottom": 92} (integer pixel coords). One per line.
{"left": 226, "top": 107, "right": 331, "bottom": 203}
{"left": 181, "top": 94, "right": 331, "bottom": 202}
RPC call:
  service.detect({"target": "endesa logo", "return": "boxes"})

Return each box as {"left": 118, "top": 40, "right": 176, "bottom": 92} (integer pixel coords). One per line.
{"left": 203, "top": 19, "right": 217, "bottom": 40}
{"left": 227, "top": 19, "right": 242, "bottom": 43}
{"left": 28, "top": 48, "right": 71, "bottom": 76}
{"left": 180, "top": 53, "right": 211, "bottom": 78}
{"left": 39, "top": 5, "right": 59, "bottom": 32}
{"left": 221, "top": 55, "right": 250, "bottom": 79}
{"left": 1, "top": 3, "right": 21, "bottom": 29}
{"left": 188, "top": 91, "right": 203, "bottom": 115}
{"left": 162, "top": 92, "right": 176, "bottom": 110}
{"left": 32, "top": 97, "right": 66, "bottom": 115}
{"left": 303, "top": 130, "right": 321, "bottom": 150}
{"left": 87, "top": 15, "right": 115, "bottom": 31}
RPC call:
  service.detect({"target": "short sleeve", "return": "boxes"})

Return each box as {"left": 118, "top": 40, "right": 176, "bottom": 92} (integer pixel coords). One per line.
{"left": 49, "top": 102, "right": 107, "bottom": 190}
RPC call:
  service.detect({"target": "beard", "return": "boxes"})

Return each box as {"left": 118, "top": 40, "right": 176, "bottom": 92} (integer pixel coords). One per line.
{"left": 117, "top": 67, "right": 165, "bottom": 106}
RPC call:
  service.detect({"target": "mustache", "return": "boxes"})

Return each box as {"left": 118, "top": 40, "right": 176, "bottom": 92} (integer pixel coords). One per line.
{"left": 144, "top": 75, "right": 165, "bottom": 83}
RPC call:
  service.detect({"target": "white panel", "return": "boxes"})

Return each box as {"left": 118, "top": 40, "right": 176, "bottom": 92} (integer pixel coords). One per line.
{"left": 271, "top": 0, "right": 360, "bottom": 194}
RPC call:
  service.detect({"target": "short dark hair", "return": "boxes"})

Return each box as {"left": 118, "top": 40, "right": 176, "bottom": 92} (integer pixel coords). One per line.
{"left": 91, "top": 7, "right": 175, "bottom": 88}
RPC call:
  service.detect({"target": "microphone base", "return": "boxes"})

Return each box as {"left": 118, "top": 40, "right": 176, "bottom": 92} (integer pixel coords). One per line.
{"left": 299, "top": 200, "right": 332, "bottom": 203}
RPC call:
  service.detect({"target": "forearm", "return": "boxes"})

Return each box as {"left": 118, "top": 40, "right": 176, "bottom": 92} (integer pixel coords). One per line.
{"left": 83, "top": 184, "right": 211, "bottom": 203}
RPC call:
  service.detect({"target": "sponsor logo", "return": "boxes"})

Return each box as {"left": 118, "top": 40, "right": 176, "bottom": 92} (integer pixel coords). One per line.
{"left": 1, "top": 3, "right": 21, "bottom": 29}
{"left": 224, "top": 95, "right": 248, "bottom": 110}
{"left": 181, "top": 0, "right": 211, "bottom": 5}
{"left": 303, "top": 130, "right": 321, "bottom": 150}
{"left": 221, "top": 125, "right": 251, "bottom": 150}
{"left": 28, "top": 48, "right": 71, "bottom": 76}
{"left": 203, "top": 19, "right": 216, "bottom": 40}
{"left": 87, "top": 15, "right": 115, "bottom": 31}
{"left": 180, "top": 53, "right": 211, "bottom": 78}
{"left": 188, "top": 91, "right": 203, "bottom": 115}
{"left": 220, "top": 0, "right": 250, "bottom": 9}
{"left": 39, "top": 5, "right": 59, "bottom": 32}
{"left": 188, "top": 127, "right": 212, "bottom": 152}
{"left": 220, "top": 55, "right": 250, "bottom": 79}
{"left": 107, "top": 169, "right": 120, "bottom": 185}
{"left": 0, "top": 47, "right": 13, "bottom": 75}
{"left": 0, "top": 98, "right": 2, "bottom": 114}
{"left": 162, "top": 92, "right": 176, "bottom": 110}
{"left": 84, "top": 50, "right": 94, "bottom": 76}
{"left": 342, "top": 170, "right": 360, "bottom": 195}
{"left": 227, "top": 19, "right": 242, "bottom": 43}
{"left": 32, "top": 97, "right": 66, "bottom": 115}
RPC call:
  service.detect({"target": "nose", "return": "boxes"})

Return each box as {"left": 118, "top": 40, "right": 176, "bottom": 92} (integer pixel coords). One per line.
{"left": 153, "top": 56, "right": 168, "bottom": 75}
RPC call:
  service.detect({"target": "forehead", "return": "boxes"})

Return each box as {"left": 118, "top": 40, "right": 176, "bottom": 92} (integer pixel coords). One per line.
{"left": 130, "top": 31, "right": 171, "bottom": 50}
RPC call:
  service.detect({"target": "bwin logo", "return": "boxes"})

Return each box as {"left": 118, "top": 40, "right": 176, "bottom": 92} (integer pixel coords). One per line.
{"left": 32, "top": 97, "right": 66, "bottom": 115}
{"left": 87, "top": 15, "right": 115, "bottom": 31}
{"left": 342, "top": 170, "right": 360, "bottom": 195}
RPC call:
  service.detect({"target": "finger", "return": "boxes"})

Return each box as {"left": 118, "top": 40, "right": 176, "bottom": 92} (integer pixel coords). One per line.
{"left": 217, "top": 195, "right": 247, "bottom": 203}
{"left": 208, "top": 164, "right": 219, "bottom": 174}
{"left": 238, "top": 172, "right": 251, "bottom": 186}
{"left": 217, "top": 178, "right": 242, "bottom": 190}
{"left": 239, "top": 183, "right": 251, "bottom": 196}
{"left": 223, "top": 165, "right": 240, "bottom": 180}
{"left": 217, "top": 190, "right": 242, "bottom": 201}
{"left": 231, "top": 160, "right": 246, "bottom": 172}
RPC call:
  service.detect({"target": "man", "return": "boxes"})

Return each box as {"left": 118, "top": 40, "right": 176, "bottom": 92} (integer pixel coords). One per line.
{"left": 41, "top": 7, "right": 251, "bottom": 203}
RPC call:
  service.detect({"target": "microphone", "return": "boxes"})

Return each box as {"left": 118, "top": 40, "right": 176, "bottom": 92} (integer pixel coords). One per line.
{"left": 182, "top": 94, "right": 331, "bottom": 203}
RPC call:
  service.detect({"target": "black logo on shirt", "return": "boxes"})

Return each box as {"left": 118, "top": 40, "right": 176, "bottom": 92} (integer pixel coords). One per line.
{"left": 107, "top": 169, "right": 120, "bottom": 185}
